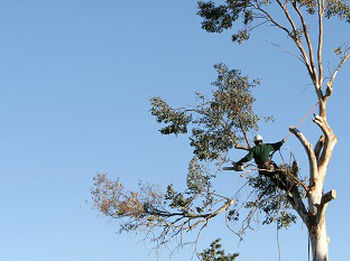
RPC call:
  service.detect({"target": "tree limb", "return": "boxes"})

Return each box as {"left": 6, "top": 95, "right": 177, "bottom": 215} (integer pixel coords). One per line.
{"left": 316, "top": 189, "right": 336, "bottom": 226}
{"left": 317, "top": 0, "right": 325, "bottom": 89}
{"left": 287, "top": 192, "right": 309, "bottom": 226}
{"left": 239, "top": 120, "right": 251, "bottom": 149}
{"left": 321, "top": 189, "right": 337, "bottom": 205}
{"left": 312, "top": 114, "right": 337, "bottom": 169}
{"left": 289, "top": 126, "right": 318, "bottom": 181}
{"left": 291, "top": 0, "right": 318, "bottom": 81}
{"left": 234, "top": 144, "right": 250, "bottom": 151}
{"left": 314, "top": 135, "right": 325, "bottom": 161}
{"left": 326, "top": 53, "right": 350, "bottom": 101}
{"left": 275, "top": 0, "right": 315, "bottom": 81}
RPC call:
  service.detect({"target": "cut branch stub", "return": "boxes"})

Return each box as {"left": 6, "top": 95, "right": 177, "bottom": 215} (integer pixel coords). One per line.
{"left": 321, "top": 189, "right": 337, "bottom": 205}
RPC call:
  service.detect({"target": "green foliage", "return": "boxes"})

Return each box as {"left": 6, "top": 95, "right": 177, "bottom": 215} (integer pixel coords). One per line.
{"left": 199, "top": 238, "right": 239, "bottom": 261}
{"left": 150, "top": 63, "right": 259, "bottom": 161}
{"left": 325, "top": 0, "right": 350, "bottom": 22}
{"left": 244, "top": 164, "right": 306, "bottom": 229}
{"left": 296, "top": 0, "right": 317, "bottom": 15}
{"left": 164, "top": 157, "right": 217, "bottom": 214}
{"left": 197, "top": 0, "right": 255, "bottom": 43}
{"left": 197, "top": 0, "right": 350, "bottom": 44}
{"left": 91, "top": 1, "right": 349, "bottom": 258}
{"left": 246, "top": 174, "right": 297, "bottom": 229}
{"left": 91, "top": 158, "right": 220, "bottom": 237}
{"left": 187, "top": 157, "right": 213, "bottom": 195}
{"left": 150, "top": 97, "right": 192, "bottom": 135}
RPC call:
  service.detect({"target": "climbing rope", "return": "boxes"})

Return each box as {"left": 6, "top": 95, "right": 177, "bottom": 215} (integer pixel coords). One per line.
{"left": 284, "top": 98, "right": 322, "bottom": 141}
{"left": 276, "top": 193, "right": 282, "bottom": 261}
{"left": 308, "top": 234, "right": 311, "bottom": 261}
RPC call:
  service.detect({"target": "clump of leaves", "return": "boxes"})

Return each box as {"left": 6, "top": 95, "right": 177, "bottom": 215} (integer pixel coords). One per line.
{"left": 246, "top": 174, "right": 297, "bottom": 229}
{"left": 325, "top": 0, "right": 350, "bottom": 22}
{"left": 197, "top": 0, "right": 350, "bottom": 44}
{"left": 91, "top": 174, "right": 163, "bottom": 221}
{"left": 91, "top": 158, "right": 223, "bottom": 241}
{"left": 150, "top": 63, "right": 259, "bottom": 161}
{"left": 198, "top": 238, "right": 239, "bottom": 261}
{"left": 150, "top": 97, "right": 192, "bottom": 135}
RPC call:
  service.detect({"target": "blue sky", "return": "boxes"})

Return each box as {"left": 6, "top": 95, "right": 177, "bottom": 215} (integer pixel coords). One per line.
{"left": 0, "top": 1, "right": 349, "bottom": 260}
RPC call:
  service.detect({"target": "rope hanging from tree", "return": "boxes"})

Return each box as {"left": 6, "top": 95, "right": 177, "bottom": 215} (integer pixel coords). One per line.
{"left": 284, "top": 98, "right": 322, "bottom": 141}
{"left": 269, "top": 98, "right": 322, "bottom": 160}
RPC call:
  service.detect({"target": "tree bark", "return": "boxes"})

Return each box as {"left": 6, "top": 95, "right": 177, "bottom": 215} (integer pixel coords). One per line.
{"left": 290, "top": 107, "right": 337, "bottom": 261}
{"left": 308, "top": 189, "right": 336, "bottom": 261}
{"left": 309, "top": 220, "right": 329, "bottom": 261}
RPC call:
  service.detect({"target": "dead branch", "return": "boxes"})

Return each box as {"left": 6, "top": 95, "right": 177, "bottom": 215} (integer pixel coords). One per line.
{"left": 264, "top": 39, "right": 306, "bottom": 64}
{"left": 289, "top": 126, "right": 318, "bottom": 181}
{"left": 316, "top": 189, "right": 336, "bottom": 226}
{"left": 326, "top": 53, "right": 350, "bottom": 100}
{"left": 321, "top": 189, "right": 337, "bottom": 205}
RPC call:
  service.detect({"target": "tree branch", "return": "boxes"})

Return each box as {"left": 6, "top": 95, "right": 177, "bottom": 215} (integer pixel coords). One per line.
{"left": 314, "top": 135, "right": 325, "bottom": 161}
{"left": 275, "top": 0, "right": 315, "bottom": 81}
{"left": 289, "top": 126, "right": 318, "bottom": 181}
{"left": 252, "top": 3, "right": 291, "bottom": 35}
{"left": 287, "top": 192, "right": 309, "bottom": 226}
{"left": 316, "top": 189, "right": 336, "bottom": 226}
{"left": 239, "top": 120, "right": 251, "bottom": 149}
{"left": 264, "top": 39, "right": 306, "bottom": 64}
{"left": 321, "top": 189, "right": 337, "bottom": 205}
{"left": 312, "top": 114, "right": 337, "bottom": 169}
{"left": 326, "top": 53, "right": 350, "bottom": 100}
{"left": 317, "top": 0, "right": 325, "bottom": 88}
{"left": 234, "top": 144, "right": 250, "bottom": 151}
{"left": 291, "top": 0, "right": 318, "bottom": 81}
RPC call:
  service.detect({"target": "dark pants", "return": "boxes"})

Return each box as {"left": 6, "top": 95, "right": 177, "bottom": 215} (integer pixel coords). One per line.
{"left": 258, "top": 162, "right": 289, "bottom": 191}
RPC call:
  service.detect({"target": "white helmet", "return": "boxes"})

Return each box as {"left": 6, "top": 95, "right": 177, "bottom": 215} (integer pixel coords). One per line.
{"left": 253, "top": 134, "right": 263, "bottom": 142}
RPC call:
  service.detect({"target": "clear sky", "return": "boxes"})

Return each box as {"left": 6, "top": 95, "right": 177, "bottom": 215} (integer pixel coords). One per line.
{"left": 0, "top": 1, "right": 349, "bottom": 261}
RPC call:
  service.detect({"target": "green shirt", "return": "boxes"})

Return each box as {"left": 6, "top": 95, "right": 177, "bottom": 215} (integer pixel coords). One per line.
{"left": 238, "top": 141, "right": 284, "bottom": 166}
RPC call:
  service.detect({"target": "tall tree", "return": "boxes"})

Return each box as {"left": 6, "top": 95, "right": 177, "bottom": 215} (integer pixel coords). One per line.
{"left": 92, "top": 1, "right": 349, "bottom": 260}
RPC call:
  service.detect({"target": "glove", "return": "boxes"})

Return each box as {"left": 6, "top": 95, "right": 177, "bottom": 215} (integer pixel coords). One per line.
{"left": 233, "top": 162, "right": 244, "bottom": 171}
{"left": 236, "top": 161, "right": 244, "bottom": 166}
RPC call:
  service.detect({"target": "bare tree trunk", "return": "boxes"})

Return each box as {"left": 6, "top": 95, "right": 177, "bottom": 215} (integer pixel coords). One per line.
{"left": 290, "top": 102, "right": 337, "bottom": 261}
{"left": 308, "top": 186, "right": 329, "bottom": 261}
{"left": 307, "top": 166, "right": 336, "bottom": 261}
{"left": 309, "top": 219, "right": 329, "bottom": 261}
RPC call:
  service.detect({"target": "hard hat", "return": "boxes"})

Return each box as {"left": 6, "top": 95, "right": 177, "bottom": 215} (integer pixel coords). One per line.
{"left": 253, "top": 134, "right": 263, "bottom": 142}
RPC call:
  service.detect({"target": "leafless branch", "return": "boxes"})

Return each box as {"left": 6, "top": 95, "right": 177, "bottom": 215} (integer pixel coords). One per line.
{"left": 234, "top": 144, "right": 250, "bottom": 151}
{"left": 289, "top": 126, "right": 318, "bottom": 182}
{"left": 291, "top": 1, "right": 318, "bottom": 82}
{"left": 275, "top": 0, "right": 315, "bottom": 81}
{"left": 264, "top": 39, "right": 306, "bottom": 64}
{"left": 317, "top": 0, "right": 325, "bottom": 88}
{"left": 326, "top": 53, "right": 350, "bottom": 100}
{"left": 239, "top": 120, "right": 251, "bottom": 149}
{"left": 316, "top": 189, "right": 336, "bottom": 226}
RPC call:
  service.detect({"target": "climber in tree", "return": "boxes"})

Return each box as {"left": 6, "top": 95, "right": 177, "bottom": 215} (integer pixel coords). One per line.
{"left": 236, "top": 134, "right": 286, "bottom": 170}
{"left": 235, "top": 135, "right": 290, "bottom": 190}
